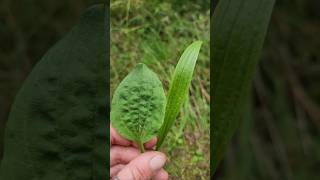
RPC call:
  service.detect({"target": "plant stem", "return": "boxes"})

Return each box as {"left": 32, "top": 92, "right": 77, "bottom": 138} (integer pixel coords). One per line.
{"left": 138, "top": 140, "right": 145, "bottom": 153}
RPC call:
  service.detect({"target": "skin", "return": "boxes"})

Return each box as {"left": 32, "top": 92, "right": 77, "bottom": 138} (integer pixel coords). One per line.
{"left": 110, "top": 125, "right": 168, "bottom": 180}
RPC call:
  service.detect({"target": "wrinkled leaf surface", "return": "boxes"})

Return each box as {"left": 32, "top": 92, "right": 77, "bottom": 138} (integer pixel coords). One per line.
{"left": 0, "top": 4, "right": 108, "bottom": 180}
{"left": 111, "top": 63, "right": 166, "bottom": 150}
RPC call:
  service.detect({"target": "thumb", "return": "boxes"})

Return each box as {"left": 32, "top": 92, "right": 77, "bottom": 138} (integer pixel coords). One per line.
{"left": 116, "top": 151, "right": 167, "bottom": 180}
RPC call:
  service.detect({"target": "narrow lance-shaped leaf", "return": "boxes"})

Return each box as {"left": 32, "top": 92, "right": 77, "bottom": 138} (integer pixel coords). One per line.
{"left": 156, "top": 41, "right": 203, "bottom": 150}
{"left": 111, "top": 63, "right": 166, "bottom": 152}
{"left": 211, "top": 0, "right": 275, "bottom": 174}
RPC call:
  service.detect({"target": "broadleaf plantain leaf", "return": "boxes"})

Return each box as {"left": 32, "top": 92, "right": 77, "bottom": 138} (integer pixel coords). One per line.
{"left": 0, "top": 4, "right": 108, "bottom": 180}
{"left": 111, "top": 63, "right": 166, "bottom": 152}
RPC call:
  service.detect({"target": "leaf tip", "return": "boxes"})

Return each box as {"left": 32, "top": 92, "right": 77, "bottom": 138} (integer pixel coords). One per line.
{"left": 192, "top": 40, "right": 203, "bottom": 47}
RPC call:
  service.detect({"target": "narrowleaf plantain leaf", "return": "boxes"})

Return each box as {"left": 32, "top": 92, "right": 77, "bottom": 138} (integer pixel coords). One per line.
{"left": 0, "top": 4, "right": 108, "bottom": 180}
{"left": 211, "top": 0, "right": 275, "bottom": 174}
{"left": 111, "top": 63, "right": 166, "bottom": 152}
{"left": 156, "top": 41, "right": 202, "bottom": 150}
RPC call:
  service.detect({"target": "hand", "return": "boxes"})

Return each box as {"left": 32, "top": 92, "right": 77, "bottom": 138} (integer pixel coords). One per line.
{"left": 110, "top": 125, "right": 168, "bottom": 180}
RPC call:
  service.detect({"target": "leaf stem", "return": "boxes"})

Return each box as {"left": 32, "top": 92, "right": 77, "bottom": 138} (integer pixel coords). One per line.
{"left": 138, "top": 140, "right": 145, "bottom": 153}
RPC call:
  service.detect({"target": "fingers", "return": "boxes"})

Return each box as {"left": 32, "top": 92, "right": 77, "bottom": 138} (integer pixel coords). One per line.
{"left": 110, "top": 125, "right": 156, "bottom": 149}
{"left": 110, "top": 146, "right": 140, "bottom": 166}
{"left": 111, "top": 163, "right": 169, "bottom": 180}
{"left": 110, "top": 164, "right": 125, "bottom": 178}
{"left": 110, "top": 125, "right": 132, "bottom": 146}
{"left": 153, "top": 169, "right": 169, "bottom": 180}
{"left": 144, "top": 137, "right": 157, "bottom": 149}
{"left": 116, "top": 151, "right": 167, "bottom": 180}
{"left": 131, "top": 137, "right": 157, "bottom": 149}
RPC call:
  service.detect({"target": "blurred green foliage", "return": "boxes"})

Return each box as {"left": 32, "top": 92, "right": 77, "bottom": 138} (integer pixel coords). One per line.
{"left": 0, "top": 0, "right": 102, "bottom": 160}
{"left": 215, "top": 0, "right": 320, "bottom": 179}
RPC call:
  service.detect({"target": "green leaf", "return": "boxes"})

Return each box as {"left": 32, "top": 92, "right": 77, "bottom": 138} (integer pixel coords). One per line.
{"left": 0, "top": 4, "right": 108, "bottom": 180}
{"left": 211, "top": 0, "right": 275, "bottom": 173}
{"left": 111, "top": 63, "right": 166, "bottom": 152}
{"left": 156, "top": 41, "right": 203, "bottom": 150}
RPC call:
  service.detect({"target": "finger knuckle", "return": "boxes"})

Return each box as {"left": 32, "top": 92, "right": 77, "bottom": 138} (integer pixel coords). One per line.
{"left": 131, "top": 166, "right": 149, "bottom": 180}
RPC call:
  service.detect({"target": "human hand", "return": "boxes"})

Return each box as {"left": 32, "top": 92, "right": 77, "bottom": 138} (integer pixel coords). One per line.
{"left": 110, "top": 125, "right": 168, "bottom": 180}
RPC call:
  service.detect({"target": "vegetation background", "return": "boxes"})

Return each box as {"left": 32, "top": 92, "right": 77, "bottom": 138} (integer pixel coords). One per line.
{"left": 214, "top": 0, "right": 320, "bottom": 179}
{"left": 0, "top": 0, "right": 318, "bottom": 179}
{"left": 0, "top": 0, "right": 103, "bottom": 161}
{"left": 110, "top": 0, "right": 210, "bottom": 179}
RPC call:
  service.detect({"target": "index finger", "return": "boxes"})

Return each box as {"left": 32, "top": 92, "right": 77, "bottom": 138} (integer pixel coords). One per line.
{"left": 110, "top": 124, "right": 158, "bottom": 148}
{"left": 110, "top": 124, "right": 132, "bottom": 146}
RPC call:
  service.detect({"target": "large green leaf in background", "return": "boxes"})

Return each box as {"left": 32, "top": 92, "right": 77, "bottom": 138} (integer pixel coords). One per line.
{"left": 0, "top": 4, "right": 108, "bottom": 180}
{"left": 211, "top": 0, "right": 275, "bottom": 174}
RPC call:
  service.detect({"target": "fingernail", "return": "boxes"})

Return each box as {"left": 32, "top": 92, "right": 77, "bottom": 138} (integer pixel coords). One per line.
{"left": 149, "top": 155, "right": 166, "bottom": 171}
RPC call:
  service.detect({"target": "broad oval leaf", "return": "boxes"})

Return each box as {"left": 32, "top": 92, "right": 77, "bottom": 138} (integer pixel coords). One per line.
{"left": 111, "top": 63, "right": 166, "bottom": 151}
{"left": 0, "top": 4, "right": 108, "bottom": 180}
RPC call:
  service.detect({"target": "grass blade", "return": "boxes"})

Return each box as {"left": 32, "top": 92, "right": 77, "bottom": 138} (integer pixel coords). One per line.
{"left": 211, "top": 0, "right": 275, "bottom": 174}
{"left": 156, "top": 41, "right": 202, "bottom": 150}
